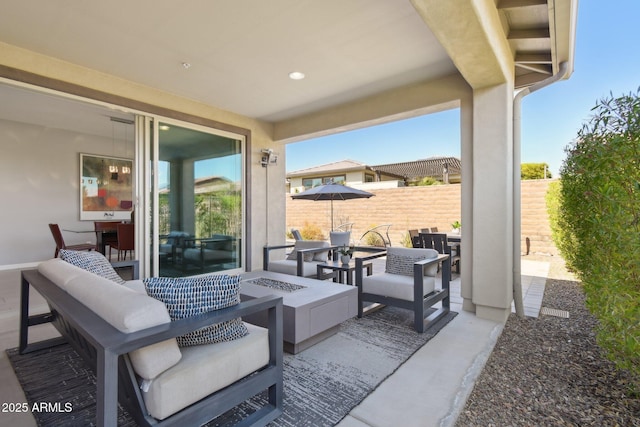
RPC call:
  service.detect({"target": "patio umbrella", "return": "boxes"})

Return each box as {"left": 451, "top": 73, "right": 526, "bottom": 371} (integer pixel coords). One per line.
{"left": 291, "top": 182, "right": 374, "bottom": 230}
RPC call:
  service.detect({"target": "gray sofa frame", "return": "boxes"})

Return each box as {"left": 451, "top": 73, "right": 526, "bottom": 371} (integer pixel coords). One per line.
{"left": 19, "top": 260, "right": 284, "bottom": 427}
{"left": 355, "top": 252, "right": 451, "bottom": 333}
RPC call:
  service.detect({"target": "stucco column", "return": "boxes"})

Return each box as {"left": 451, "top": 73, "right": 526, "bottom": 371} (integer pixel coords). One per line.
{"left": 460, "top": 96, "right": 474, "bottom": 313}
{"left": 470, "top": 82, "right": 514, "bottom": 323}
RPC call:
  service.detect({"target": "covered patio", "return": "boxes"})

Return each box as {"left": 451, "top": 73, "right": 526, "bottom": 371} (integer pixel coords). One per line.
{"left": 0, "top": 257, "right": 550, "bottom": 426}
{"left": 0, "top": 1, "right": 577, "bottom": 425}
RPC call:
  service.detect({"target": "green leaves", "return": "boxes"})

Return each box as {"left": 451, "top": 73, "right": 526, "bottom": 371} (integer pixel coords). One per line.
{"left": 554, "top": 88, "right": 640, "bottom": 386}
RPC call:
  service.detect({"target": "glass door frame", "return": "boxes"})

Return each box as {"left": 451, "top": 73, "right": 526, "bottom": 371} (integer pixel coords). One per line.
{"left": 141, "top": 115, "right": 247, "bottom": 278}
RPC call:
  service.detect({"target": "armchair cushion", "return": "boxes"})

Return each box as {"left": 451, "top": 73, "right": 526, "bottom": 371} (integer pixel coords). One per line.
{"left": 144, "top": 275, "right": 249, "bottom": 347}
{"left": 385, "top": 247, "right": 439, "bottom": 277}
{"left": 59, "top": 249, "right": 126, "bottom": 285}
{"left": 362, "top": 273, "right": 436, "bottom": 301}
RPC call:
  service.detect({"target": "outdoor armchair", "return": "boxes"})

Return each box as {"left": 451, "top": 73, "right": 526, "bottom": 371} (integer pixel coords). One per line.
{"left": 264, "top": 240, "right": 334, "bottom": 277}
{"left": 355, "top": 247, "right": 451, "bottom": 333}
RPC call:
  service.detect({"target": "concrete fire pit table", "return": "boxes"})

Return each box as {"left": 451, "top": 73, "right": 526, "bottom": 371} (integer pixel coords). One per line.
{"left": 240, "top": 270, "right": 357, "bottom": 354}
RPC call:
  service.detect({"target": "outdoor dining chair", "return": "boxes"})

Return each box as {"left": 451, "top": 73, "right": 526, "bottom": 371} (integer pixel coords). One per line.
{"left": 416, "top": 232, "right": 460, "bottom": 279}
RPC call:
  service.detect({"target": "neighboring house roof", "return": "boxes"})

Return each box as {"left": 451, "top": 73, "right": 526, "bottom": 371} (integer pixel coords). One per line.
{"left": 287, "top": 157, "right": 461, "bottom": 182}
{"left": 371, "top": 156, "right": 461, "bottom": 180}
{"left": 287, "top": 159, "right": 370, "bottom": 177}
{"left": 288, "top": 159, "right": 400, "bottom": 179}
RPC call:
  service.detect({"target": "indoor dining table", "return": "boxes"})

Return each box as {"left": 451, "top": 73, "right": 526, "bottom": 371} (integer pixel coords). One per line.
{"left": 63, "top": 224, "right": 119, "bottom": 255}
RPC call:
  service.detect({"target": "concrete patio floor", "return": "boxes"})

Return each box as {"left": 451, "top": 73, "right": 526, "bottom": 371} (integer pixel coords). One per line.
{"left": 0, "top": 258, "right": 550, "bottom": 426}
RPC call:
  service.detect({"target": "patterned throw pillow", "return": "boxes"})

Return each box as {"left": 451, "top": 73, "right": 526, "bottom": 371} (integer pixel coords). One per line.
{"left": 386, "top": 251, "right": 437, "bottom": 277}
{"left": 143, "top": 275, "right": 248, "bottom": 347}
{"left": 59, "top": 249, "right": 126, "bottom": 284}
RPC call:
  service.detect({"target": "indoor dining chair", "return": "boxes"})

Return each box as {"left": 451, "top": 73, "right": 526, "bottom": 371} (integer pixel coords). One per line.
{"left": 49, "top": 223, "right": 95, "bottom": 258}
{"left": 110, "top": 223, "right": 135, "bottom": 261}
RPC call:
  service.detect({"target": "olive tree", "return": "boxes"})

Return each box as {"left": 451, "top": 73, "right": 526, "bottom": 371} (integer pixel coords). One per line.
{"left": 558, "top": 89, "right": 640, "bottom": 383}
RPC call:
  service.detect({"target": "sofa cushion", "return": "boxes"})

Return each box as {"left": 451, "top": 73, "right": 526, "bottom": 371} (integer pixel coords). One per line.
{"left": 385, "top": 247, "right": 439, "bottom": 277}
{"left": 62, "top": 271, "right": 181, "bottom": 380}
{"left": 143, "top": 323, "right": 269, "bottom": 420}
{"left": 285, "top": 240, "right": 330, "bottom": 262}
{"left": 362, "top": 273, "right": 436, "bottom": 301}
{"left": 123, "top": 279, "right": 147, "bottom": 294}
{"left": 144, "top": 275, "right": 249, "bottom": 347}
{"left": 59, "top": 249, "right": 125, "bottom": 284}
{"left": 38, "top": 258, "right": 88, "bottom": 292}
{"left": 268, "top": 259, "right": 321, "bottom": 277}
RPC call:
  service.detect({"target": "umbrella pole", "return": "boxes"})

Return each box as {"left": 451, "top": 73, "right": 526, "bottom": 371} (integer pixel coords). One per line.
{"left": 331, "top": 199, "right": 334, "bottom": 231}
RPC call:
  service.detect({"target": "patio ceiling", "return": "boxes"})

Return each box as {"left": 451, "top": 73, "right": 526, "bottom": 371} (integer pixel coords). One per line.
{"left": 0, "top": 0, "right": 575, "bottom": 130}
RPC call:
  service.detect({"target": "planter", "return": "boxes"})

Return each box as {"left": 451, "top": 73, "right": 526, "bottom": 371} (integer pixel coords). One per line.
{"left": 340, "top": 255, "right": 351, "bottom": 264}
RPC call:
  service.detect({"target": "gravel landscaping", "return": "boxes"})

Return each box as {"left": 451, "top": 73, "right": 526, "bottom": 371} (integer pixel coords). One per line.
{"left": 456, "top": 259, "right": 640, "bottom": 427}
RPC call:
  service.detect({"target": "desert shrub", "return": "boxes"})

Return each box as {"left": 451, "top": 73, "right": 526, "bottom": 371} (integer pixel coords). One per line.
{"left": 400, "top": 232, "right": 413, "bottom": 248}
{"left": 362, "top": 225, "right": 385, "bottom": 246}
{"left": 559, "top": 89, "right": 640, "bottom": 383}
{"left": 299, "top": 222, "right": 325, "bottom": 240}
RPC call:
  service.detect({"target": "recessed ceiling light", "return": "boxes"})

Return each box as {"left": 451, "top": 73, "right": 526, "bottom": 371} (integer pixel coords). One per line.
{"left": 182, "top": 62, "right": 192, "bottom": 69}
{"left": 288, "top": 71, "right": 305, "bottom": 80}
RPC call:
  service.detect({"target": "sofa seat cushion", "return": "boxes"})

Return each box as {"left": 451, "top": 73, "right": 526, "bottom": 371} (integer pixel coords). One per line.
{"left": 143, "top": 323, "right": 269, "bottom": 420}
{"left": 362, "top": 273, "right": 436, "bottom": 301}
{"left": 144, "top": 275, "right": 248, "bottom": 347}
{"left": 268, "top": 259, "right": 321, "bottom": 277}
{"left": 59, "top": 249, "right": 126, "bottom": 284}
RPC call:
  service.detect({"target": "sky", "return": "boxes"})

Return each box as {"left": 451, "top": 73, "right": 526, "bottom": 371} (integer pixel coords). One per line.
{"left": 286, "top": 1, "right": 640, "bottom": 177}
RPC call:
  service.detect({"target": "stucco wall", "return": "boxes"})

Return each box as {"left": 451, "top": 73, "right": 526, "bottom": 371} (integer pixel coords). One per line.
{"left": 286, "top": 179, "right": 557, "bottom": 255}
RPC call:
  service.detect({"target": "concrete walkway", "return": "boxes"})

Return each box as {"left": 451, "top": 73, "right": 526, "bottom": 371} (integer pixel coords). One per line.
{"left": 337, "top": 259, "right": 549, "bottom": 427}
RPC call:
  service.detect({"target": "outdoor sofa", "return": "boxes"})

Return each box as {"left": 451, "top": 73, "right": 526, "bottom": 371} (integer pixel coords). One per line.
{"left": 19, "top": 251, "right": 283, "bottom": 426}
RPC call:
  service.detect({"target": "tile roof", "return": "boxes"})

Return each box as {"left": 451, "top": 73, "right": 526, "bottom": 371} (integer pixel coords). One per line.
{"left": 371, "top": 156, "right": 461, "bottom": 180}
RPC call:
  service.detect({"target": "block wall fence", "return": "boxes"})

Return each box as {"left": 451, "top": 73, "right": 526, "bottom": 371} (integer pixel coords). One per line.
{"left": 286, "top": 179, "right": 557, "bottom": 256}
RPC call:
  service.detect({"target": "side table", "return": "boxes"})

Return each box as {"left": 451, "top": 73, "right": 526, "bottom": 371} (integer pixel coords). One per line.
{"left": 317, "top": 259, "right": 373, "bottom": 285}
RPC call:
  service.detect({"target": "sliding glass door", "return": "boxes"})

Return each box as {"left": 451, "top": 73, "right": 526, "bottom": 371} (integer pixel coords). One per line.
{"left": 147, "top": 119, "right": 244, "bottom": 277}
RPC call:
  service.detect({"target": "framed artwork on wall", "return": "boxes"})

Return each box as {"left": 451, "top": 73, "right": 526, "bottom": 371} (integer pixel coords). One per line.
{"left": 80, "top": 153, "right": 133, "bottom": 220}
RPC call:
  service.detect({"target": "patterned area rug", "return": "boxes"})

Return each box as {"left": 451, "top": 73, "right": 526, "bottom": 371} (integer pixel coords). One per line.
{"left": 8, "top": 306, "right": 456, "bottom": 426}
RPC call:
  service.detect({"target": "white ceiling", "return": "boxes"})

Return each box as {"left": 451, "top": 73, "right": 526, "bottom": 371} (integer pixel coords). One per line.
{"left": 0, "top": 0, "right": 455, "bottom": 122}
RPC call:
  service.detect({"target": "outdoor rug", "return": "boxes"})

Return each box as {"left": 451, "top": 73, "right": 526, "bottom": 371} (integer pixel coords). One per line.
{"left": 7, "top": 306, "right": 456, "bottom": 426}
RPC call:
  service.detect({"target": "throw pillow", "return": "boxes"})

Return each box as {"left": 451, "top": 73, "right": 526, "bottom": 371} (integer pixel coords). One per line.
{"left": 286, "top": 250, "right": 314, "bottom": 262}
{"left": 59, "top": 249, "right": 126, "bottom": 284}
{"left": 143, "top": 275, "right": 248, "bottom": 347}
{"left": 385, "top": 250, "right": 437, "bottom": 277}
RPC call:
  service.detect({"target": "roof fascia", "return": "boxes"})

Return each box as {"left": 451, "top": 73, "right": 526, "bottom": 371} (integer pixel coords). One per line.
{"left": 410, "top": 0, "right": 514, "bottom": 89}
{"left": 273, "top": 73, "right": 469, "bottom": 144}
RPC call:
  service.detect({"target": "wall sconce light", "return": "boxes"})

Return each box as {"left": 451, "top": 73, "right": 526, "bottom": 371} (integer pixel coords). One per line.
{"left": 260, "top": 148, "right": 278, "bottom": 167}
